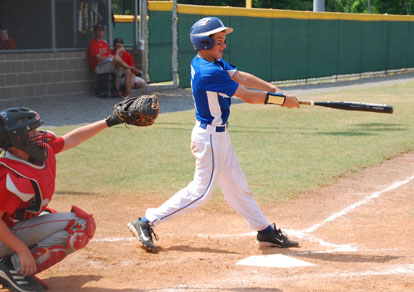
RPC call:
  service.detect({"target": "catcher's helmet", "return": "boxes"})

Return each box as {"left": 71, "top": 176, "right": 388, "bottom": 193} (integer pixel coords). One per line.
{"left": 190, "top": 17, "right": 233, "bottom": 50}
{"left": 0, "top": 107, "right": 47, "bottom": 162}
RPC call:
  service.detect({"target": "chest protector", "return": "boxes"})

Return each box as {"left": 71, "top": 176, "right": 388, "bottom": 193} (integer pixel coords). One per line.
{"left": 0, "top": 146, "right": 57, "bottom": 218}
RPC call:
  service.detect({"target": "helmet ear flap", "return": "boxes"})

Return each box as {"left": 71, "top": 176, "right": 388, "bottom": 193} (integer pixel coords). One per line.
{"left": 190, "top": 35, "right": 215, "bottom": 50}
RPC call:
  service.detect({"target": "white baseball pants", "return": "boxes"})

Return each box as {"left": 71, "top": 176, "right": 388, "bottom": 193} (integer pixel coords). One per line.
{"left": 145, "top": 123, "right": 270, "bottom": 231}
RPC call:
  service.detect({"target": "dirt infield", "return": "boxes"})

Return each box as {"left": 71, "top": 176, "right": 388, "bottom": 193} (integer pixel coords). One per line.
{"left": 19, "top": 151, "right": 411, "bottom": 292}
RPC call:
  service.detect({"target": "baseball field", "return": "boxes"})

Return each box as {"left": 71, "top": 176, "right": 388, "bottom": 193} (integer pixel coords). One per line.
{"left": 2, "top": 76, "right": 413, "bottom": 291}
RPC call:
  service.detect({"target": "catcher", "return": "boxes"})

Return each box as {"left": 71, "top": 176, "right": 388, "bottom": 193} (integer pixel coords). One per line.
{"left": 0, "top": 95, "right": 158, "bottom": 292}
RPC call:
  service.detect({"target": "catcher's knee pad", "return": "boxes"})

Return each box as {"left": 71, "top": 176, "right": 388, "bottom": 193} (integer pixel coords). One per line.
{"left": 32, "top": 206, "right": 96, "bottom": 274}
{"left": 68, "top": 205, "right": 96, "bottom": 250}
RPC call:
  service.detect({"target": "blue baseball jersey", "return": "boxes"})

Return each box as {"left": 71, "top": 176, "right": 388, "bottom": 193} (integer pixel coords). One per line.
{"left": 190, "top": 56, "right": 239, "bottom": 126}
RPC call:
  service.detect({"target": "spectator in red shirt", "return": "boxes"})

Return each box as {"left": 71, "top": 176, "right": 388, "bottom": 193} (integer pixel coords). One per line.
{"left": 0, "top": 29, "right": 17, "bottom": 50}
{"left": 112, "top": 38, "right": 147, "bottom": 96}
{"left": 87, "top": 25, "right": 134, "bottom": 97}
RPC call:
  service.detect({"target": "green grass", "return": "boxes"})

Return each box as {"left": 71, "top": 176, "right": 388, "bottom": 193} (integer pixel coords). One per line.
{"left": 51, "top": 81, "right": 414, "bottom": 201}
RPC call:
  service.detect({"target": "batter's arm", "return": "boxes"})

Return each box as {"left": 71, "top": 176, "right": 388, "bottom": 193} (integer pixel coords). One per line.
{"left": 233, "top": 85, "right": 267, "bottom": 104}
{"left": 0, "top": 212, "right": 37, "bottom": 276}
{"left": 60, "top": 120, "right": 108, "bottom": 152}
{"left": 234, "top": 85, "right": 299, "bottom": 108}
{"left": 231, "top": 71, "right": 282, "bottom": 93}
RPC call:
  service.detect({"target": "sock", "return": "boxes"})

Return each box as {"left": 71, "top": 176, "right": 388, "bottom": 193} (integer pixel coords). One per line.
{"left": 139, "top": 217, "right": 148, "bottom": 223}
{"left": 258, "top": 225, "right": 273, "bottom": 234}
{"left": 10, "top": 254, "right": 20, "bottom": 271}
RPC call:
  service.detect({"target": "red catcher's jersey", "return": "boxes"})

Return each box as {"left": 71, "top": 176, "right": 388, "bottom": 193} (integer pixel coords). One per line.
{"left": 0, "top": 132, "right": 64, "bottom": 227}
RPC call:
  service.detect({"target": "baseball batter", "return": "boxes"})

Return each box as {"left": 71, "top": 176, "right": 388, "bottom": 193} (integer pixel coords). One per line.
{"left": 128, "top": 17, "right": 300, "bottom": 253}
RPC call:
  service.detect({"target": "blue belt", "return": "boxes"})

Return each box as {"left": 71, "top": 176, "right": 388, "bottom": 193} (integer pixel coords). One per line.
{"left": 199, "top": 122, "right": 226, "bottom": 132}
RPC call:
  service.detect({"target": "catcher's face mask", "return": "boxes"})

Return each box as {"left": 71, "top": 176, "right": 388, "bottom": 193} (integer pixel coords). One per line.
{"left": 14, "top": 129, "right": 48, "bottom": 162}
{"left": 1, "top": 107, "right": 47, "bottom": 162}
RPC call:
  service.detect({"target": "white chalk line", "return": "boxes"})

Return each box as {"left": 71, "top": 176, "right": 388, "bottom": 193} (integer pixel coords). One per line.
{"left": 199, "top": 174, "right": 414, "bottom": 252}
{"left": 91, "top": 237, "right": 136, "bottom": 242}
{"left": 92, "top": 175, "right": 414, "bottom": 253}
{"left": 289, "top": 175, "right": 414, "bottom": 252}
{"left": 287, "top": 229, "right": 358, "bottom": 252}
{"left": 296, "top": 264, "right": 414, "bottom": 279}
{"left": 302, "top": 174, "right": 414, "bottom": 233}
{"left": 91, "top": 233, "right": 355, "bottom": 253}
{"left": 156, "top": 264, "right": 414, "bottom": 288}
{"left": 292, "top": 173, "right": 405, "bottom": 252}
{"left": 91, "top": 233, "right": 256, "bottom": 243}
{"left": 195, "top": 232, "right": 254, "bottom": 238}
{"left": 90, "top": 176, "right": 414, "bottom": 274}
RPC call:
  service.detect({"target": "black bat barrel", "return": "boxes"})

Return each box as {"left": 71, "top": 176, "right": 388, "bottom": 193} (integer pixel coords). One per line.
{"left": 314, "top": 101, "right": 393, "bottom": 114}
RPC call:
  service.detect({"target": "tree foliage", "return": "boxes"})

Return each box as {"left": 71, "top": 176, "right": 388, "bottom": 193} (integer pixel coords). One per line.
{"left": 372, "top": 0, "right": 414, "bottom": 15}
{"left": 177, "top": 0, "right": 244, "bottom": 6}
{"left": 112, "top": 0, "right": 414, "bottom": 15}
{"left": 177, "top": 0, "right": 314, "bottom": 10}
{"left": 326, "top": 0, "right": 414, "bottom": 14}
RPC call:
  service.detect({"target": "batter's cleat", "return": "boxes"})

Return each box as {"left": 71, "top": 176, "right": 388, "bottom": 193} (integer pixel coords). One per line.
{"left": 127, "top": 218, "right": 159, "bottom": 253}
{"left": 256, "top": 223, "right": 299, "bottom": 248}
{"left": 0, "top": 257, "right": 43, "bottom": 292}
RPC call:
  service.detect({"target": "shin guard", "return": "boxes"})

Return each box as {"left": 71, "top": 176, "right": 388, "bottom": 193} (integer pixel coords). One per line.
{"left": 33, "top": 206, "right": 96, "bottom": 274}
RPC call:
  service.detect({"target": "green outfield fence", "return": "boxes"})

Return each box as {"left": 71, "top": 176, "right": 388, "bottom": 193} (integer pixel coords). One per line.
{"left": 117, "top": 2, "right": 414, "bottom": 88}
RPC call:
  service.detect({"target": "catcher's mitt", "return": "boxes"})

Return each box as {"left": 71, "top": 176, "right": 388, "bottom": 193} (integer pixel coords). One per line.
{"left": 105, "top": 94, "right": 159, "bottom": 127}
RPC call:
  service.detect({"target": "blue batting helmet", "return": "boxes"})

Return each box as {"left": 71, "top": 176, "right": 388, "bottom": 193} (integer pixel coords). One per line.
{"left": 190, "top": 17, "right": 233, "bottom": 50}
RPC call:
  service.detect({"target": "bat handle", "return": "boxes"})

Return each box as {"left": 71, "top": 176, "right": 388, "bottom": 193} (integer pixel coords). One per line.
{"left": 299, "top": 101, "right": 313, "bottom": 106}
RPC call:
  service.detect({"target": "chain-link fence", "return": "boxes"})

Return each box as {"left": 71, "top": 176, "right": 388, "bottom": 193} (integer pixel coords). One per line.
{"left": 0, "top": 0, "right": 111, "bottom": 52}
{"left": 112, "top": 0, "right": 138, "bottom": 15}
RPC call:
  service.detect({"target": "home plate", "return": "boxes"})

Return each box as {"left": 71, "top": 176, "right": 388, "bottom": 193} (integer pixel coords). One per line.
{"left": 236, "top": 254, "right": 314, "bottom": 268}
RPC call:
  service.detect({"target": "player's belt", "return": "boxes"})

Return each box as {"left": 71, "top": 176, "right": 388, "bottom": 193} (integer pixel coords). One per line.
{"left": 198, "top": 121, "right": 226, "bottom": 132}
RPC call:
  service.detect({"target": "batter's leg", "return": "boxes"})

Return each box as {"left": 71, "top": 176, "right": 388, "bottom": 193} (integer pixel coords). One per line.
{"left": 129, "top": 127, "right": 228, "bottom": 252}
{"left": 217, "top": 136, "right": 299, "bottom": 248}
{"left": 217, "top": 134, "right": 269, "bottom": 231}
{"left": 145, "top": 127, "right": 227, "bottom": 225}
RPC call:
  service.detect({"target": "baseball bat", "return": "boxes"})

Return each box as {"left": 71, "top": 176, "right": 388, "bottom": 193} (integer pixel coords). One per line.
{"left": 298, "top": 101, "right": 393, "bottom": 114}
